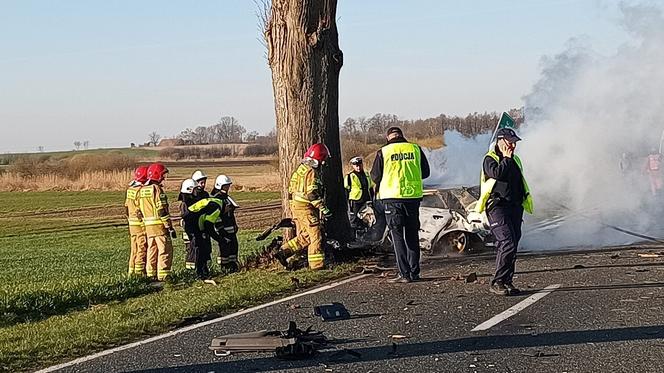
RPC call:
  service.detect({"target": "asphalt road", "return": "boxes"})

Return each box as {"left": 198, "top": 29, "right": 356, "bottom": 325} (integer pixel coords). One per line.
{"left": 46, "top": 247, "right": 664, "bottom": 373}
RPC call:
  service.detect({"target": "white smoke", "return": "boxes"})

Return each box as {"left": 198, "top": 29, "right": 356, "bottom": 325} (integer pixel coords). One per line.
{"left": 426, "top": 2, "right": 664, "bottom": 250}
{"left": 519, "top": 2, "right": 664, "bottom": 250}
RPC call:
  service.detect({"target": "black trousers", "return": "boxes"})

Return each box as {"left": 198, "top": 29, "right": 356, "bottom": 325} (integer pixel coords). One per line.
{"left": 216, "top": 231, "right": 239, "bottom": 265}
{"left": 383, "top": 200, "right": 421, "bottom": 279}
{"left": 190, "top": 232, "right": 212, "bottom": 279}
{"left": 487, "top": 205, "right": 524, "bottom": 285}
{"left": 348, "top": 200, "right": 368, "bottom": 229}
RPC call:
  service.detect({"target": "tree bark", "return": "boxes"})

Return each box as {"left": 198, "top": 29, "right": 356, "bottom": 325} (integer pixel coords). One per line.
{"left": 265, "top": 0, "right": 350, "bottom": 243}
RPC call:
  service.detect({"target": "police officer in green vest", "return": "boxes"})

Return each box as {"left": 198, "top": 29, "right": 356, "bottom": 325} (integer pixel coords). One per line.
{"left": 344, "top": 156, "right": 374, "bottom": 236}
{"left": 371, "top": 127, "right": 430, "bottom": 283}
{"left": 476, "top": 128, "right": 533, "bottom": 296}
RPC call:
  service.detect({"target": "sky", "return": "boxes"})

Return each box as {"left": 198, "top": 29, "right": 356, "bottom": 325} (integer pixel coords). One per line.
{"left": 0, "top": 0, "right": 638, "bottom": 152}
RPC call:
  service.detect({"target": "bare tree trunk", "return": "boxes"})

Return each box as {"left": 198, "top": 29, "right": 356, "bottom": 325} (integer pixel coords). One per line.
{"left": 264, "top": 0, "right": 350, "bottom": 243}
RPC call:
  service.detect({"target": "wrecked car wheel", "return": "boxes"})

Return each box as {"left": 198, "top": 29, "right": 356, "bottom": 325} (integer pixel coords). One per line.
{"left": 432, "top": 231, "right": 469, "bottom": 255}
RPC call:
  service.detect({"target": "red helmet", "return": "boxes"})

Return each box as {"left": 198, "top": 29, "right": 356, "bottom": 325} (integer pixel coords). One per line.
{"left": 304, "top": 143, "right": 330, "bottom": 163}
{"left": 134, "top": 166, "right": 149, "bottom": 184}
{"left": 147, "top": 163, "right": 168, "bottom": 182}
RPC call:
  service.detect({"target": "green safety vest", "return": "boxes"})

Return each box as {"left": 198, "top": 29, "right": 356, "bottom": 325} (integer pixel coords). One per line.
{"left": 188, "top": 197, "right": 225, "bottom": 230}
{"left": 476, "top": 151, "right": 534, "bottom": 214}
{"left": 377, "top": 142, "right": 423, "bottom": 200}
{"left": 344, "top": 171, "right": 373, "bottom": 201}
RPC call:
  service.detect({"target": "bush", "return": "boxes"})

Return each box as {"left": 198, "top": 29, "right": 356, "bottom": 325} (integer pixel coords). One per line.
{"left": 243, "top": 144, "right": 278, "bottom": 156}
{"left": 159, "top": 146, "right": 236, "bottom": 160}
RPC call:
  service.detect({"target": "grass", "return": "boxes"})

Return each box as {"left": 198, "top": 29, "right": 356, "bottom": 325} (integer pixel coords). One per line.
{"left": 0, "top": 147, "right": 159, "bottom": 163}
{"left": 0, "top": 190, "right": 356, "bottom": 372}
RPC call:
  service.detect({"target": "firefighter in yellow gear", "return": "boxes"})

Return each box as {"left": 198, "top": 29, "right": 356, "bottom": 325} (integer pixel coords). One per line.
{"left": 139, "top": 163, "right": 176, "bottom": 281}
{"left": 275, "top": 143, "right": 331, "bottom": 271}
{"left": 125, "top": 166, "right": 149, "bottom": 276}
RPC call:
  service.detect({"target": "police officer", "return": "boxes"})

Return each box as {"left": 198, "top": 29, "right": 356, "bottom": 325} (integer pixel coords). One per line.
{"left": 371, "top": 127, "right": 430, "bottom": 283}
{"left": 187, "top": 196, "right": 227, "bottom": 280}
{"left": 344, "top": 156, "right": 374, "bottom": 237}
{"left": 475, "top": 128, "right": 533, "bottom": 296}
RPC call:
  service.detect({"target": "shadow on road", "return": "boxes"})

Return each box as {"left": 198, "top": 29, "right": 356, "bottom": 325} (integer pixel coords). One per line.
{"left": 126, "top": 324, "right": 664, "bottom": 373}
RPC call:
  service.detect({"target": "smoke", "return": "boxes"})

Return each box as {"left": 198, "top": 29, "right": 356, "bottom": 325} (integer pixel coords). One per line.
{"left": 425, "top": 131, "right": 491, "bottom": 188}
{"left": 426, "top": 2, "right": 664, "bottom": 250}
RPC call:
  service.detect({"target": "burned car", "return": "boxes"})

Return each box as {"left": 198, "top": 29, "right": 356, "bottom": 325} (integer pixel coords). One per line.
{"left": 354, "top": 186, "right": 493, "bottom": 255}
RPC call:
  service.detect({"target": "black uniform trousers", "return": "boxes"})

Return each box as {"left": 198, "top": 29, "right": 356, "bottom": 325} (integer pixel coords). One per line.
{"left": 189, "top": 231, "right": 212, "bottom": 279}
{"left": 487, "top": 204, "right": 523, "bottom": 285}
{"left": 348, "top": 200, "right": 368, "bottom": 229}
{"left": 383, "top": 200, "right": 421, "bottom": 279}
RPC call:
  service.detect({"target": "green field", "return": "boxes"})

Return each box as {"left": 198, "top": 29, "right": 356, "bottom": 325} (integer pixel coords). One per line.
{"left": 0, "top": 147, "right": 159, "bottom": 164}
{"left": 0, "top": 190, "right": 352, "bottom": 373}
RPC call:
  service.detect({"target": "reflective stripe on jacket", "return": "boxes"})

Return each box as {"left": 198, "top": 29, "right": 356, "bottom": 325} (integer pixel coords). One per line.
{"left": 344, "top": 171, "right": 373, "bottom": 201}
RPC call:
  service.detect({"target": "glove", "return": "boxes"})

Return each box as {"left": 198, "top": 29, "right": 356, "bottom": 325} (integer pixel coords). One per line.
{"left": 169, "top": 228, "right": 177, "bottom": 239}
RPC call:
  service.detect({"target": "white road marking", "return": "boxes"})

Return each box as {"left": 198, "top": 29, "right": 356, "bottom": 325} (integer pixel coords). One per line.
{"left": 471, "top": 283, "right": 561, "bottom": 332}
{"left": 36, "top": 274, "right": 371, "bottom": 373}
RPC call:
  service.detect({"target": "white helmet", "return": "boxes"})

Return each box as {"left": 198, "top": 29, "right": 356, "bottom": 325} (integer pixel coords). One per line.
{"left": 214, "top": 174, "right": 233, "bottom": 189}
{"left": 192, "top": 170, "right": 207, "bottom": 182}
{"left": 180, "top": 178, "right": 197, "bottom": 194}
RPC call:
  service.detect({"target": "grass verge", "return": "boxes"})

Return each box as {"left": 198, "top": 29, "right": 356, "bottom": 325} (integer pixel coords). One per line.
{"left": 0, "top": 266, "right": 355, "bottom": 373}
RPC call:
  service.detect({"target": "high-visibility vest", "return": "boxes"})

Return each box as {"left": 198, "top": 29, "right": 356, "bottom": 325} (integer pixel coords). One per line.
{"left": 648, "top": 154, "right": 661, "bottom": 171}
{"left": 188, "top": 197, "right": 225, "bottom": 231}
{"left": 476, "top": 151, "right": 534, "bottom": 214}
{"left": 138, "top": 184, "right": 172, "bottom": 235}
{"left": 288, "top": 163, "right": 323, "bottom": 208}
{"left": 377, "top": 142, "right": 423, "bottom": 200}
{"left": 344, "top": 171, "right": 373, "bottom": 201}
{"left": 125, "top": 185, "right": 144, "bottom": 234}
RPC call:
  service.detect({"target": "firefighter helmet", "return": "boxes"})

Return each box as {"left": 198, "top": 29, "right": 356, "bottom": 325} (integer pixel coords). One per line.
{"left": 192, "top": 170, "right": 207, "bottom": 181}
{"left": 147, "top": 163, "right": 168, "bottom": 182}
{"left": 134, "top": 165, "right": 149, "bottom": 183}
{"left": 304, "top": 143, "right": 330, "bottom": 164}
{"left": 214, "top": 174, "right": 233, "bottom": 189}
{"left": 180, "top": 178, "right": 197, "bottom": 194}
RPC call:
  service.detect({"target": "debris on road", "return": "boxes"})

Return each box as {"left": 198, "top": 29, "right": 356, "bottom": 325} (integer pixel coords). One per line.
{"left": 389, "top": 334, "right": 409, "bottom": 340}
{"left": 209, "top": 321, "right": 327, "bottom": 359}
{"left": 638, "top": 253, "right": 660, "bottom": 258}
{"left": 314, "top": 302, "right": 351, "bottom": 321}
{"left": 465, "top": 272, "right": 478, "bottom": 283}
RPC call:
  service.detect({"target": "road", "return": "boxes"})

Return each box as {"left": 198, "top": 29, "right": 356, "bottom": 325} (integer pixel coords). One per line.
{"left": 43, "top": 247, "right": 664, "bottom": 373}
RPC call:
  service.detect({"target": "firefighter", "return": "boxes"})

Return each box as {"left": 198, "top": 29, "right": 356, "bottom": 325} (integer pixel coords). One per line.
{"left": 211, "top": 175, "right": 239, "bottom": 273}
{"left": 139, "top": 163, "right": 176, "bottom": 281}
{"left": 371, "top": 127, "right": 430, "bottom": 283}
{"left": 645, "top": 149, "right": 663, "bottom": 196}
{"left": 125, "top": 165, "right": 149, "bottom": 276}
{"left": 178, "top": 178, "right": 200, "bottom": 271}
{"left": 475, "top": 128, "right": 534, "bottom": 296}
{"left": 344, "top": 156, "right": 374, "bottom": 237}
{"left": 187, "top": 196, "right": 227, "bottom": 279}
{"left": 192, "top": 170, "right": 210, "bottom": 199}
{"left": 275, "top": 143, "right": 331, "bottom": 271}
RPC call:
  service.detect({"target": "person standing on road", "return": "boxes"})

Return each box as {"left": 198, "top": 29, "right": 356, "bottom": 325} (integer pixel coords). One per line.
{"left": 371, "top": 127, "right": 430, "bottom": 283}
{"left": 125, "top": 165, "right": 149, "bottom": 276}
{"left": 211, "top": 175, "right": 240, "bottom": 273}
{"left": 645, "top": 149, "right": 663, "bottom": 197}
{"left": 274, "top": 143, "right": 331, "bottom": 271}
{"left": 192, "top": 170, "right": 210, "bottom": 199}
{"left": 344, "top": 156, "right": 374, "bottom": 238}
{"left": 140, "top": 163, "right": 177, "bottom": 281}
{"left": 475, "top": 128, "right": 534, "bottom": 296}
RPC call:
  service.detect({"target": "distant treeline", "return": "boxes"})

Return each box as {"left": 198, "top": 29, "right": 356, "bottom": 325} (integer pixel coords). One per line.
{"left": 341, "top": 108, "right": 524, "bottom": 144}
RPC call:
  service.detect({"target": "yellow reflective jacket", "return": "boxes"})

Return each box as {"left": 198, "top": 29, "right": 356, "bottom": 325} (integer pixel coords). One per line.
{"left": 289, "top": 163, "right": 324, "bottom": 209}
{"left": 188, "top": 197, "right": 226, "bottom": 231}
{"left": 476, "top": 151, "right": 534, "bottom": 214}
{"left": 344, "top": 171, "right": 373, "bottom": 201}
{"left": 125, "top": 183, "right": 144, "bottom": 235}
{"left": 138, "top": 183, "right": 173, "bottom": 236}
{"left": 377, "top": 142, "right": 423, "bottom": 199}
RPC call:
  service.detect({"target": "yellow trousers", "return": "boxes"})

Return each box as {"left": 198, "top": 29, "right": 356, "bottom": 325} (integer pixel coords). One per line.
{"left": 285, "top": 205, "right": 324, "bottom": 270}
{"left": 146, "top": 235, "right": 173, "bottom": 280}
{"left": 128, "top": 227, "right": 148, "bottom": 276}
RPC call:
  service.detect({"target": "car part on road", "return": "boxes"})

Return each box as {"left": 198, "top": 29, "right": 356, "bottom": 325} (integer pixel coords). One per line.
{"left": 209, "top": 321, "right": 327, "bottom": 359}
{"left": 313, "top": 302, "right": 351, "bottom": 321}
